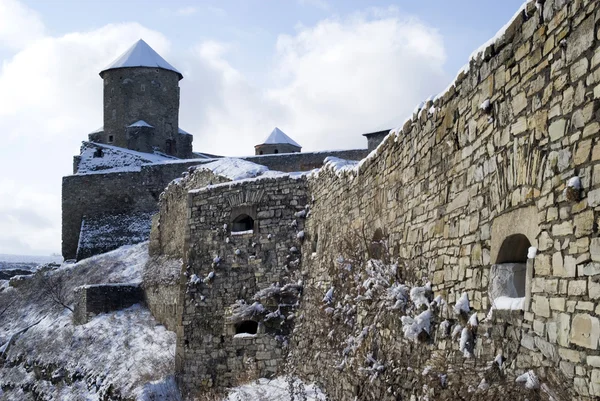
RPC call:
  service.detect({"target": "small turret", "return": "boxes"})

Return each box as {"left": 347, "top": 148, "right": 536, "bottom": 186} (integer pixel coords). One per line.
{"left": 254, "top": 127, "right": 301, "bottom": 155}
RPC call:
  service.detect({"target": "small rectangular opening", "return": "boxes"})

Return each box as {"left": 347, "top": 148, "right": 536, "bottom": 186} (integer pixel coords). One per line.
{"left": 108, "top": 135, "right": 114, "bottom": 143}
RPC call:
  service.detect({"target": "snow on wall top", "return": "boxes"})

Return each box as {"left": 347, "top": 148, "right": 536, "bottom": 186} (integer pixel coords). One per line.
{"left": 196, "top": 158, "right": 270, "bottom": 181}
{"left": 178, "top": 127, "right": 192, "bottom": 135}
{"left": 100, "top": 39, "right": 182, "bottom": 78}
{"left": 354, "top": 0, "right": 532, "bottom": 176}
{"left": 128, "top": 120, "right": 153, "bottom": 128}
{"left": 258, "top": 127, "right": 301, "bottom": 148}
{"left": 89, "top": 126, "right": 104, "bottom": 134}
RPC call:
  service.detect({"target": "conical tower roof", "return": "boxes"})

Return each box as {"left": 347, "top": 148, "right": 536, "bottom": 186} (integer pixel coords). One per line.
{"left": 257, "top": 127, "right": 301, "bottom": 148}
{"left": 100, "top": 39, "right": 182, "bottom": 79}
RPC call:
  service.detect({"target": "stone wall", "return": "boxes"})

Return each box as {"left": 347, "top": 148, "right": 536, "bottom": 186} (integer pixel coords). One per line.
{"left": 149, "top": 169, "right": 230, "bottom": 258}
{"left": 62, "top": 162, "right": 204, "bottom": 260}
{"left": 73, "top": 284, "right": 143, "bottom": 325}
{"left": 175, "top": 175, "right": 309, "bottom": 398}
{"left": 63, "top": 149, "right": 367, "bottom": 260}
{"left": 254, "top": 143, "right": 301, "bottom": 155}
{"left": 284, "top": 0, "right": 600, "bottom": 399}
{"left": 142, "top": 255, "right": 185, "bottom": 331}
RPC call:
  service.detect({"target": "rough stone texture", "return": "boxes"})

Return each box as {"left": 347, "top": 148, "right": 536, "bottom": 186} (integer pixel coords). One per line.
{"left": 175, "top": 174, "right": 309, "bottom": 397}
{"left": 72, "top": 284, "right": 143, "bottom": 325}
{"left": 142, "top": 255, "right": 182, "bottom": 331}
{"left": 76, "top": 211, "right": 153, "bottom": 260}
{"left": 63, "top": 149, "right": 368, "bottom": 260}
{"left": 99, "top": 67, "right": 193, "bottom": 159}
{"left": 67, "top": 0, "right": 600, "bottom": 399}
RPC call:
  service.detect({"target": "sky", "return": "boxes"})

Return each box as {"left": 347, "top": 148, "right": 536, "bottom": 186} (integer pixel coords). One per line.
{"left": 0, "top": 0, "right": 524, "bottom": 256}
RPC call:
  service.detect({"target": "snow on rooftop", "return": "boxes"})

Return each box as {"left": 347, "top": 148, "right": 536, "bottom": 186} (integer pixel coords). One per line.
{"left": 128, "top": 120, "right": 153, "bottom": 128}
{"left": 76, "top": 142, "right": 176, "bottom": 175}
{"left": 258, "top": 127, "right": 301, "bottom": 148}
{"left": 178, "top": 127, "right": 191, "bottom": 135}
{"left": 89, "top": 126, "right": 104, "bottom": 134}
{"left": 101, "top": 39, "right": 182, "bottom": 77}
{"left": 196, "top": 158, "right": 269, "bottom": 181}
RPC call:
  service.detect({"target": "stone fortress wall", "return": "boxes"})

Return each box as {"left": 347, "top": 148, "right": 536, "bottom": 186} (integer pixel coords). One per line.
{"left": 62, "top": 149, "right": 368, "bottom": 260}
{"left": 162, "top": 0, "right": 600, "bottom": 398}
{"left": 174, "top": 174, "right": 309, "bottom": 394}
{"left": 288, "top": 0, "right": 600, "bottom": 398}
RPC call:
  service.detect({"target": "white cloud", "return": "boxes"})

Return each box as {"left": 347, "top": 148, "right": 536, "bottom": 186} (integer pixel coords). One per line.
{"left": 175, "top": 6, "right": 198, "bottom": 16}
{"left": 183, "top": 10, "right": 448, "bottom": 154}
{"left": 0, "top": 0, "right": 45, "bottom": 50}
{"left": 0, "top": 3, "right": 449, "bottom": 255}
{"left": 0, "top": 12, "right": 171, "bottom": 254}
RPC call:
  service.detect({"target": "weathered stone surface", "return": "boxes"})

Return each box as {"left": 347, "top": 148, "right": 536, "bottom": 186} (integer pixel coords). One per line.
{"left": 549, "top": 119, "right": 567, "bottom": 141}
{"left": 570, "top": 314, "right": 600, "bottom": 349}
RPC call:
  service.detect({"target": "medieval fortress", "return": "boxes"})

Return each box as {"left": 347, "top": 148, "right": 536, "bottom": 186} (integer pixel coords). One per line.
{"left": 62, "top": 0, "right": 600, "bottom": 399}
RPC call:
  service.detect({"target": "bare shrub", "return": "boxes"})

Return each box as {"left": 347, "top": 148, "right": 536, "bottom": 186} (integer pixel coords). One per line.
{"left": 36, "top": 271, "right": 73, "bottom": 312}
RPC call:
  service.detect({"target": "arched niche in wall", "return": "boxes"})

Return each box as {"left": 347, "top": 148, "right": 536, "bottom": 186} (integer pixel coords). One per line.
{"left": 490, "top": 206, "right": 539, "bottom": 312}
{"left": 232, "top": 214, "right": 254, "bottom": 232}
{"left": 230, "top": 204, "right": 257, "bottom": 234}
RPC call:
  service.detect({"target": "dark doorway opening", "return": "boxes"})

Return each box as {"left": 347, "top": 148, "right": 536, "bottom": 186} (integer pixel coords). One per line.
{"left": 235, "top": 320, "right": 258, "bottom": 335}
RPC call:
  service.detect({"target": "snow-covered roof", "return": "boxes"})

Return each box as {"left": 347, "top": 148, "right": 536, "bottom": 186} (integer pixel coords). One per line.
{"left": 178, "top": 127, "right": 192, "bottom": 135}
{"left": 128, "top": 120, "right": 153, "bottom": 128}
{"left": 89, "top": 126, "right": 104, "bottom": 134}
{"left": 100, "top": 39, "right": 182, "bottom": 79}
{"left": 257, "top": 127, "right": 301, "bottom": 148}
{"left": 197, "top": 158, "right": 269, "bottom": 181}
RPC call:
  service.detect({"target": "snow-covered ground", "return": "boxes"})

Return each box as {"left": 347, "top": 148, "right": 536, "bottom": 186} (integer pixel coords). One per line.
{"left": 224, "top": 377, "right": 326, "bottom": 401}
{"left": 0, "top": 243, "right": 329, "bottom": 400}
{"left": 0, "top": 243, "right": 179, "bottom": 401}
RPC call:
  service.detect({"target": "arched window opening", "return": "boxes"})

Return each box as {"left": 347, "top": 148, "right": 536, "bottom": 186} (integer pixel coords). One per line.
{"left": 93, "top": 148, "right": 104, "bottom": 158}
{"left": 489, "top": 234, "right": 531, "bottom": 309}
{"left": 235, "top": 320, "right": 258, "bottom": 335}
{"left": 259, "top": 151, "right": 264, "bottom": 155}
{"left": 274, "top": 149, "right": 279, "bottom": 154}
{"left": 232, "top": 214, "right": 254, "bottom": 233}
{"left": 496, "top": 234, "right": 530, "bottom": 264}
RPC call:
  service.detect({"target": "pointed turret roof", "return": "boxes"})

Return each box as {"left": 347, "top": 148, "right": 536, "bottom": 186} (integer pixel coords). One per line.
{"left": 257, "top": 127, "right": 301, "bottom": 148}
{"left": 100, "top": 39, "right": 182, "bottom": 79}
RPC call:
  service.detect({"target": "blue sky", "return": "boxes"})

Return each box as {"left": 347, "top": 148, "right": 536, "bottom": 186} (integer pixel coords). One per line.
{"left": 20, "top": 0, "right": 523, "bottom": 81}
{"left": 0, "top": 0, "right": 524, "bottom": 255}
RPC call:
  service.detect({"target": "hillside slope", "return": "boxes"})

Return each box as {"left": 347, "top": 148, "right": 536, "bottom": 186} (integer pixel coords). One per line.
{"left": 0, "top": 243, "right": 179, "bottom": 401}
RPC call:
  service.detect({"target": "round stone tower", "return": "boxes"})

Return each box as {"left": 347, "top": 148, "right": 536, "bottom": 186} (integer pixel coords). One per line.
{"left": 99, "top": 39, "right": 191, "bottom": 158}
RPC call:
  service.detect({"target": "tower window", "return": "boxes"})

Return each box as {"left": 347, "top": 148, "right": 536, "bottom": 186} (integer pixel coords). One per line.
{"left": 274, "top": 149, "right": 279, "bottom": 154}
{"left": 108, "top": 135, "right": 114, "bottom": 143}
{"left": 141, "top": 84, "right": 145, "bottom": 92}
{"left": 259, "top": 151, "right": 263, "bottom": 155}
